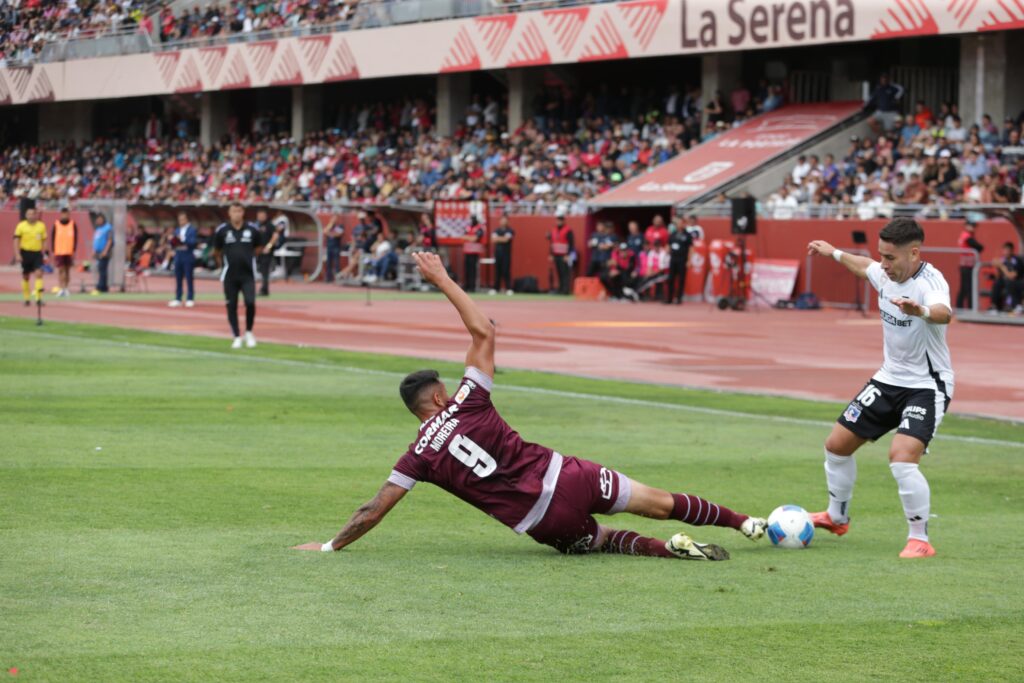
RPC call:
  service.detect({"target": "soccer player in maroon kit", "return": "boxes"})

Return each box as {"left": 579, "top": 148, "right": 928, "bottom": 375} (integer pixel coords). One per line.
{"left": 296, "top": 252, "right": 767, "bottom": 560}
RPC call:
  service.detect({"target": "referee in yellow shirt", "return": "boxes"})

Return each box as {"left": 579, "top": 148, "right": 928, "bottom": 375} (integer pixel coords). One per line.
{"left": 13, "top": 207, "right": 47, "bottom": 306}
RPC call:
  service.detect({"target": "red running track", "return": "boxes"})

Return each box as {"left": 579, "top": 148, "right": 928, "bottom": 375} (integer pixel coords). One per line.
{"left": 2, "top": 270, "right": 1021, "bottom": 421}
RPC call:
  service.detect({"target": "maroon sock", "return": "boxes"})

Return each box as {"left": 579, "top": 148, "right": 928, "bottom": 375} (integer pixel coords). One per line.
{"left": 670, "top": 493, "right": 748, "bottom": 530}
{"left": 600, "top": 529, "right": 675, "bottom": 558}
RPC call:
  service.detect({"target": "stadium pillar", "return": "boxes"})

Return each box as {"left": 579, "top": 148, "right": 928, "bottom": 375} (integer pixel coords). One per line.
{"left": 701, "top": 52, "right": 741, "bottom": 130}
{"left": 959, "top": 33, "right": 1024, "bottom": 128}
{"left": 200, "top": 92, "right": 229, "bottom": 148}
{"left": 507, "top": 68, "right": 540, "bottom": 132}
{"left": 437, "top": 73, "right": 471, "bottom": 137}
{"left": 291, "top": 85, "right": 322, "bottom": 141}
{"left": 38, "top": 101, "right": 94, "bottom": 143}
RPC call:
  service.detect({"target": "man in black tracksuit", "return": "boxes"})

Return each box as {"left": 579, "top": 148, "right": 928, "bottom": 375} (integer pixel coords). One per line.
{"left": 213, "top": 202, "right": 265, "bottom": 348}
{"left": 665, "top": 216, "right": 696, "bottom": 304}
{"left": 491, "top": 215, "right": 514, "bottom": 293}
{"left": 255, "top": 208, "right": 281, "bottom": 296}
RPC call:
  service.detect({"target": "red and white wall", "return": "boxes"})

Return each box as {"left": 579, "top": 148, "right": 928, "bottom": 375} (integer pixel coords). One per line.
{"left": 1, "top": 0, "right": 1022, "bottom": 106}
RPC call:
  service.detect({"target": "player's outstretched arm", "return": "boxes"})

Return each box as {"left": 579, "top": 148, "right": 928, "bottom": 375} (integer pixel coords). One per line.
{"left": 303, "top": 482, "right": 408, "bottom": 552}
{"left": 413, "top": 251, "right": 495, "bottom": 377}
{"left": 808, "top": 239, "right": 873, "bottom": 279}
{"left": 890, "top": 297, "right": 953, "bottom": 325}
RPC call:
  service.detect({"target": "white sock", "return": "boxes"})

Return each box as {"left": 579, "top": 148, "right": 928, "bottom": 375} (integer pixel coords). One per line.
{"left": 824, "top": 449, "right": 855, "bottom": 523}
{"left": 890, "top": 462, "right": 930, "bottom": 541}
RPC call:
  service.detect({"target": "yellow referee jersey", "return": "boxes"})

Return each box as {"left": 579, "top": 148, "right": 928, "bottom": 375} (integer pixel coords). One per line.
{"left": 15, "top": 220, "right": 47, "bottom": 252}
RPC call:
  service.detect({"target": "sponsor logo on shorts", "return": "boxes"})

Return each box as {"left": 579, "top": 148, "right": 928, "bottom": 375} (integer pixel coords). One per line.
{"left": 902, "top": 405, "right": 927, "bottom": 421}
{"left": 599, "top": 467, "right": 614, "bottom": 500}
{"left": 843, "top": 403, "right": 862, "bottom": 423}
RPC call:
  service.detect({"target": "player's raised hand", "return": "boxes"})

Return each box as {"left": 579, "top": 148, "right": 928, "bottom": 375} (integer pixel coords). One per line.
{"left": 807, "top": 240, "right": 835, "bottom": 257}
{"left": 890, "top": 297, "right": 924, "bottom": 317}
{"left": 413, "top": 251, "right": 449, "bottom": 285}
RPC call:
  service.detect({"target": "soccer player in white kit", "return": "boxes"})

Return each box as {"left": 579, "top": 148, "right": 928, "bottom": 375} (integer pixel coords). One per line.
{"left": 807, "top": 218, "right": 954, "bottom": 558}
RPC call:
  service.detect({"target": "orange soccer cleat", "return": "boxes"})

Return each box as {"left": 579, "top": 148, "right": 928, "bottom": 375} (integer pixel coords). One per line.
{"left": 898, "top": 539, "right": 936, "bottom": 559}
{"left": 809, "top": 511, "right": 850, "bottom": 536}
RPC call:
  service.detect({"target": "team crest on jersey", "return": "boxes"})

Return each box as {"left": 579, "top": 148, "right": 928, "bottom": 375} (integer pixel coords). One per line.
{"left": 843, "top": 403, "right": 862, "bottom": 423}
{"left": 454, "top": 384, "right": 471, "bottom": 405}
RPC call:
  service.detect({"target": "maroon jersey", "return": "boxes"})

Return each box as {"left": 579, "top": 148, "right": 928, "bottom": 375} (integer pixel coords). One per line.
{"left": 388, "top": 367, "right": 563, "bottom": 533}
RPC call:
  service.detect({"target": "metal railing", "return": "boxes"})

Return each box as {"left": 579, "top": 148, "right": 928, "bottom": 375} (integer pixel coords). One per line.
{"left": 23, "top": 0, "right": 599, "bottom": 64}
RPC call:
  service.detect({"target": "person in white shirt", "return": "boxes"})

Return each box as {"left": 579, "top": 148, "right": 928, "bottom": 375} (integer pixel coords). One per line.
{"left": 806, "top": 218, "right": 953, "bottom": 559}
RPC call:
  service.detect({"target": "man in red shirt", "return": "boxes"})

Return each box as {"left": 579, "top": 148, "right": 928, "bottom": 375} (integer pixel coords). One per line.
{"left": 644, "top": 215, "right": 669, "bottom": 249}
{"left": 297, "top": 253, "right": 767, "bottom": 560}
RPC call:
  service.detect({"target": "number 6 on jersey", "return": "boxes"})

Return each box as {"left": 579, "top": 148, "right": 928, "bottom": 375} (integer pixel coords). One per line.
{"left": 448, "top": 434, "right": 497, "bottom": 478}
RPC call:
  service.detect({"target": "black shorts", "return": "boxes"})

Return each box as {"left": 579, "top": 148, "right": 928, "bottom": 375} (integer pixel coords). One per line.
{"left": 20, "top": 250, "right": 43, "bottom": 275}
{"left": 837, "top": 379, "right": 951, "bottom": 447}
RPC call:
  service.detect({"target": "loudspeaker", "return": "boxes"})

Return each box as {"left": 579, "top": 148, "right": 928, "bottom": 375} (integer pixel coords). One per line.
{"left": 18, "top": 197, "right": 36, "bottom": 220}
{"left": 730, "top": 196, "right": 757, "bottom": 235}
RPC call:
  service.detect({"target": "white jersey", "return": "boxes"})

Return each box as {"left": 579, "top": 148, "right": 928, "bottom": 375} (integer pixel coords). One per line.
{"left": 866, "top": 261, "right": 954, "bottom": 395}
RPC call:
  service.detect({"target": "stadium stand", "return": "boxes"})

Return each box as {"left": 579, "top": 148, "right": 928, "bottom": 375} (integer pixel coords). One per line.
{"left": 769, "top": 106, "right": 1024, "bottom": 219}
{"left": 0, "top": 81, "right": 783, "bottom": 207}
{"left": 0, "top": 0, "right": 159, "bottom": 65}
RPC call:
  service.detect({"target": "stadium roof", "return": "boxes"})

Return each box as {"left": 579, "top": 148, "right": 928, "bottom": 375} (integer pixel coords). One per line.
{"left": 587, "top": 102, "right": 864, "bottom": 209}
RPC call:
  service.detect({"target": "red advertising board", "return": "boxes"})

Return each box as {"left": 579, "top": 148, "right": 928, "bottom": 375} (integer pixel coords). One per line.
{"left": 589, "top": 102, "right": 863, "bottom": 207}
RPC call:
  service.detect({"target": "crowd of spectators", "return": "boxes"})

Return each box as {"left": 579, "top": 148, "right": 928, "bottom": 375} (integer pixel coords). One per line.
{"left": 0, "top": 78, "right": 794, "bottom": 213}
{"left": 157, "top": 0, "right": 361, "bottom": 43}
{"left": 0, "top": 0, "right": 157, "bottom": 65}
{"left": 769, "top": 81, "right": 1024, "bottom": 219}
{"left": 0, "top": 85, "right": 688, "bottom": 210}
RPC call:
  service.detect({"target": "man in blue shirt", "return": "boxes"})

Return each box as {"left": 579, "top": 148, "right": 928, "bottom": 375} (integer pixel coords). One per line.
{"left": 92, "top": 213, "right": 113, "bottom": 293}
{"left": 169, "top": 212, "right": 198, "bottom": 307}
{"left": 866, "top": 74, "right": 905, "bottom": 132}
{"left": 586, "top": 221, "right": 617, "bottom": 277}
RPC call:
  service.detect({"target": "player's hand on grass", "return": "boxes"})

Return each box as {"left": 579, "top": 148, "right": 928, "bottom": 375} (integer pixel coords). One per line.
{"left": 890, "top": 297, "right": 925, "bottom": 317}
{"left": 292, "top": 542, "right": 330, "bottom": 552}
{"left": 413, "top": 251, "right": 448, "bottom": 286}
{"left": 807, "top": 240, "right": 835, "bottom": 258}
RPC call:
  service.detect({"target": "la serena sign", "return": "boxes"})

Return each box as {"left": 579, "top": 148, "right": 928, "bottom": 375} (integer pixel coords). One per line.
{"left": 682, "top": 0, "right": 855, "bottom": 49}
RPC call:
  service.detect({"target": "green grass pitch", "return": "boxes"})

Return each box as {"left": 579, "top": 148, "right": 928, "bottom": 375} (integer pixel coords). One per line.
{"left": 2, "top": 316, "right": 1022, "bottom": 682}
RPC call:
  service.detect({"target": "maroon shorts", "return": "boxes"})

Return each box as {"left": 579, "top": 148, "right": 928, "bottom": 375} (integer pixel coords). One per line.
{"left": 527, "top": 456, "right": 631, "bottom": 554}
{"left": 54, "top": 255, "right": 73, "bottom": 268}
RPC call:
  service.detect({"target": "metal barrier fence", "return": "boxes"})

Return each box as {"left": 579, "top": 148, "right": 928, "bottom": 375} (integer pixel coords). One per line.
{"left": 22, "top": 198, "right": 1024, "bottom": 222}
{"left": 26, "top": 0, "right": 600, "bottom": 64}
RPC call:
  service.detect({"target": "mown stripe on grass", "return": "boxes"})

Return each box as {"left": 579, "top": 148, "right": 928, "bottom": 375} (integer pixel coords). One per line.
{"left": 6, "top": 328, "right": 1022, "bottom": 451}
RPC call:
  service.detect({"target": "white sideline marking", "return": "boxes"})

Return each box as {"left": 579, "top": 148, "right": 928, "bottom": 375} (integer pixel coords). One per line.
{"left": 5, "top": 328, "right": 1022, "bottom": 450}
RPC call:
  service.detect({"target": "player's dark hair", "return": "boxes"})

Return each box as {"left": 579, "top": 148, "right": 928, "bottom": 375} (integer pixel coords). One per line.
{"left": 229, "top": 201, "right": 245, "bottom": 210}
{"left": 400, "top": 370, "right": 441, "bottom": 413}
{"left": 879, "top": 218, "right": 925, "bottom": 246}
{"left": 1005, "top": 241, "right": 1016, "bottom": 250}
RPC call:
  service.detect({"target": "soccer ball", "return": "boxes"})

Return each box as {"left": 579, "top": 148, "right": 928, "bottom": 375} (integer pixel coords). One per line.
{"left": 767, "top": 505, "right": 814, "bottom": 549}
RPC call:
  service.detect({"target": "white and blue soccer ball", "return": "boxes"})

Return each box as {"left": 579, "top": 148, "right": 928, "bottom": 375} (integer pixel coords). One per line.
{"left": 767, "top": 505, "right": 814, "bottom": 549}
